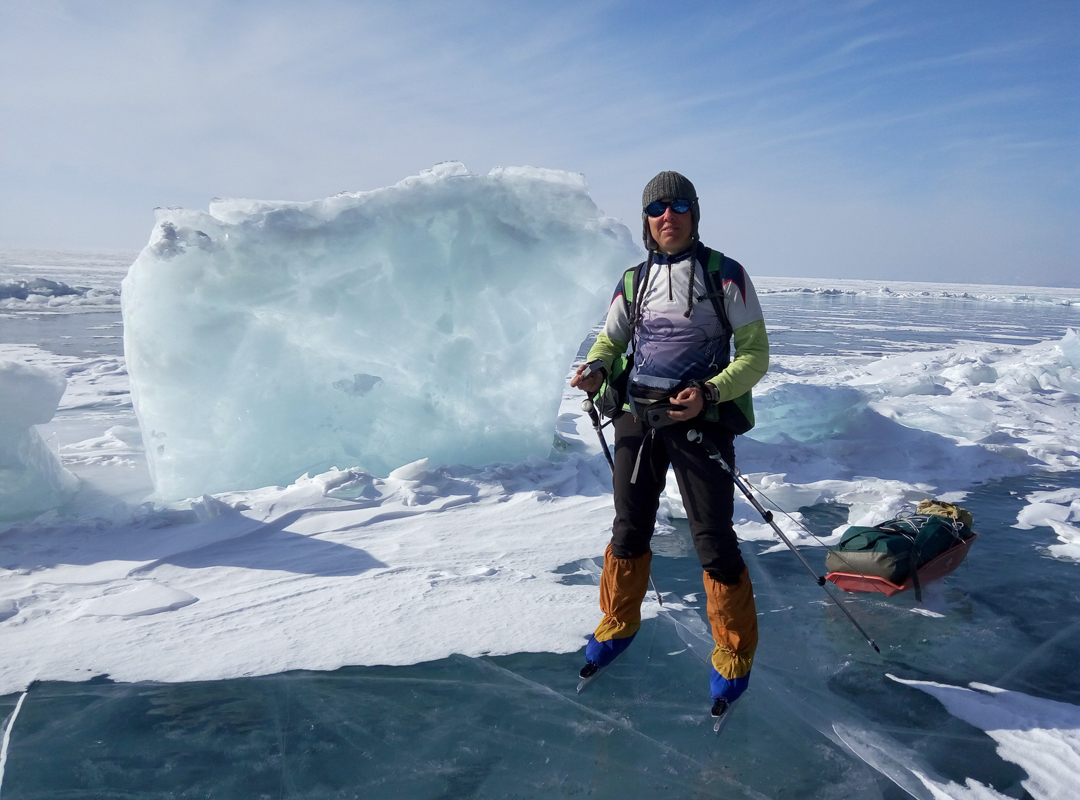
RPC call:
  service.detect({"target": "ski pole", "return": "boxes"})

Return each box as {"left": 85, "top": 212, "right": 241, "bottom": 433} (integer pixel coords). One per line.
{"left": 686, "top": 429, "right": 880, "bottom": 654}
{"left": 581, "top": 395, "right": 615, "bottom": 473}
{"left": 649, "top": 576, "right": 664, "bottom": 607}
{"left": 580, "top": 381, "right": 663, "bottom": 607}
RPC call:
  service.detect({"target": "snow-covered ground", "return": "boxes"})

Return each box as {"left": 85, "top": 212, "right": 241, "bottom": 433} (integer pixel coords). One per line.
{"left": 2, "top": 236, "right": 1080, "bottom": 797}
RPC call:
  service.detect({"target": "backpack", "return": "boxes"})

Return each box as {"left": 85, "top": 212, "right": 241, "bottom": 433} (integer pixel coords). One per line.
{"left": 595, "top": 243, "right": 755, "bottom": 434}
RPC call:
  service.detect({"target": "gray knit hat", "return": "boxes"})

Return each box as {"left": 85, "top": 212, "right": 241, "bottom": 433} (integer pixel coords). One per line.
{"left": 641, "top": 171, "right": 700, "bottom": 251}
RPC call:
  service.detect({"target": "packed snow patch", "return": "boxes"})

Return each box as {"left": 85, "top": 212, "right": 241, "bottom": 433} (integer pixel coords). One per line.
{"left": 123, "top": 162, "right": 638, "bottom": 500}
{"left": 890, "top": 675, "right": 1080, "bottom": 800}
{"left": 81, "top": 582, "right": 197, "bottom": 618}
{"left": 0, "top": 455, "right": 622, "bottom": 694}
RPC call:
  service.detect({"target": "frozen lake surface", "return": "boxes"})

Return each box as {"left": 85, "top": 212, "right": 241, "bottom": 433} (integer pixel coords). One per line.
{"left": 2, "top": 247, "right": 1080, "bottom": 798}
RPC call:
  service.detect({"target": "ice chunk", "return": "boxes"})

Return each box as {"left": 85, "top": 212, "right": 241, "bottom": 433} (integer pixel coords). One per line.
{"left": 750, "top": 384, "right": 868, "bottom": 444}
{"left": 1058, "top": 328, "right": 1080, "bottom": 368}
{"left": 123, "top": 163, "right": 638, "bottom": 499}
{"left": 1015, "top": 488, "right": 1080, "bottom": 562}
{"left": 0, "top": 361, "right": 79, "bottom": 520}
{"left": 0, "top": 277, "right": 80, "bottom": 301}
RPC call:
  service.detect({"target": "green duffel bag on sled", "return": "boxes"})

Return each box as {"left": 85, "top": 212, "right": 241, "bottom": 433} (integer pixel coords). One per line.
{"left": 825, "top": 500, "right": 975, "bottom": 586}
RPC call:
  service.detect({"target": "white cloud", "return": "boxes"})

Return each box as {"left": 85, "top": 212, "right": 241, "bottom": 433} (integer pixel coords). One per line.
{"left": 0, "top": 0, "right": 1075, "bottom": 286}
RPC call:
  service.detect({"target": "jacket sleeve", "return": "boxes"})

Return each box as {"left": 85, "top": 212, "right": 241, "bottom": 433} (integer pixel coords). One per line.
{"left": 708, "top": 319, "right": 769, "bottom": 402}
{"left": 706, "top": 263, "right": 769, "bottom": 402}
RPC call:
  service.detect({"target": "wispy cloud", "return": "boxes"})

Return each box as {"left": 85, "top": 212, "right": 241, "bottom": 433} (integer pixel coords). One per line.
{"left": 0, "top": 0, "right": 1075, "bottom": 285}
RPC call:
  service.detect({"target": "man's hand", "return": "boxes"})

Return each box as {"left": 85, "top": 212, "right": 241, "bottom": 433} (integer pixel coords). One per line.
{"left": 571, "top": 362, "right": 604, "bottom": 394}
{"left": 667, "top": 385, "right": 704, "bottom": 421}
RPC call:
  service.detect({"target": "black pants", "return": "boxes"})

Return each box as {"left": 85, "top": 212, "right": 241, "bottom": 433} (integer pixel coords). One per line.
{"left": 610, "top": 412, "right": 745, "bottom": 584}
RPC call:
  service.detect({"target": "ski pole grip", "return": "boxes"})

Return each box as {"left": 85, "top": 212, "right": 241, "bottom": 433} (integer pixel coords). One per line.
{"left": 687, "top": 429, "right": 722, "bottom": 460}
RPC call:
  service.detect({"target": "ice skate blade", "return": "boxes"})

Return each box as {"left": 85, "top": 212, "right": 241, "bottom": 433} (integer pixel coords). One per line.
{"left": 711, "top": 698, "right": 739, "bottom": 736}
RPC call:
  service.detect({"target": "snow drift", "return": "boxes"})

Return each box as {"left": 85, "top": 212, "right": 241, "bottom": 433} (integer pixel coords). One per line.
{"left": 122, "top": 163, "right": 638, "bottom": 500}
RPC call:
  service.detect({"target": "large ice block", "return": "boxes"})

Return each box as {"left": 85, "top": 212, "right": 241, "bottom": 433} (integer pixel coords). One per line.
{"left": 122, "top": 163, "right": 638, "bottom": 499}
{"left": 0, "top": 361, "right": 79, "bottom": 519}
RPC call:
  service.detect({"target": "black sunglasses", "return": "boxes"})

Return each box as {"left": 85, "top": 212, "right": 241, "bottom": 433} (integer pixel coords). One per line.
{"left": 645, "top": 198, "right": 693, "bottom": 217}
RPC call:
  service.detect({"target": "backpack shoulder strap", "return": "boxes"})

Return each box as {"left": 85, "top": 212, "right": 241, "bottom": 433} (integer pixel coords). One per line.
{"left": 622, "top": 264, "right": 639, "bottom": 304}
{"left": 706, "top": 248, "right": 723, "bottom": 275}
{"left": 695, "top": 243, "right": 732, "bottom": 336}
{"left": 625, "top": 259, "right": 650, "bottom": 301}
{"left": 624, "top": 257, "right": 651, "bottom": 337}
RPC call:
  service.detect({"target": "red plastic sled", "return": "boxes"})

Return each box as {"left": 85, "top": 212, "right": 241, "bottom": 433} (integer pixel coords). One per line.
{"left": 825, "top": 534, "right": 977, "bottom": 597}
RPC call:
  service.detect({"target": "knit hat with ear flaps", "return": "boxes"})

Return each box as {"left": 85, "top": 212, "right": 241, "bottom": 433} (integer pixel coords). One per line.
{"left": 641, "top": 171, "right": 700, "bottom": 251}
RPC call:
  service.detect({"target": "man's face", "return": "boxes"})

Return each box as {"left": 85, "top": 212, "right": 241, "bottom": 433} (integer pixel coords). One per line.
{"left": 647, "top": 198, "right": 693, "bottom": 254}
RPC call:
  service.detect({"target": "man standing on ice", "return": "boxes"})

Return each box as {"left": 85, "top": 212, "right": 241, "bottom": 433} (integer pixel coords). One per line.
{"left": 571, "top": 171, "right": 769, "bottom": 719}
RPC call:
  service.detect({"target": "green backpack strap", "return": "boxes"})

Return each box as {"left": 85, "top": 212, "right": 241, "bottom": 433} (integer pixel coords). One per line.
{"left": 621, "top": 258, "right": 652, "bottom": 334}
{"left": 623, "top": 266, "right": 637, "bottom": 304}
{"left": 706, "top": 248, "right": 723, "bottom": 274}
{"left": 600, "top": 262, "right": 647, "bottom": 418}
{"left": 696, "top": 245, "right": 731, "bottom": 337}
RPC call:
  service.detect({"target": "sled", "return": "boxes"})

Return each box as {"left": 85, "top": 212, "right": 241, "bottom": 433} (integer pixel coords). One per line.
{"left": 825, "top": 533, "right": 977, "bottom": 596}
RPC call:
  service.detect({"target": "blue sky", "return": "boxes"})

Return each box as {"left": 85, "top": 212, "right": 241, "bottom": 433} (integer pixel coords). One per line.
{"left": 1, "top": 0, "right": 1076, "bottom": 286}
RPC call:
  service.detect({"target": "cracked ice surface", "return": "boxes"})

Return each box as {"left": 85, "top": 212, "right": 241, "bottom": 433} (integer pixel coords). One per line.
{"left": 5, "top": 240, "right": 1080, "bottom": 798}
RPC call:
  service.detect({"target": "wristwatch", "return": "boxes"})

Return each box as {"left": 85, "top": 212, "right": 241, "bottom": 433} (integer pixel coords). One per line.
{"left": 584, "top": 360, "right": 607, "bottom": 380}
{"left": 698, "top": 380, "right": 720, "bottom": 405}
